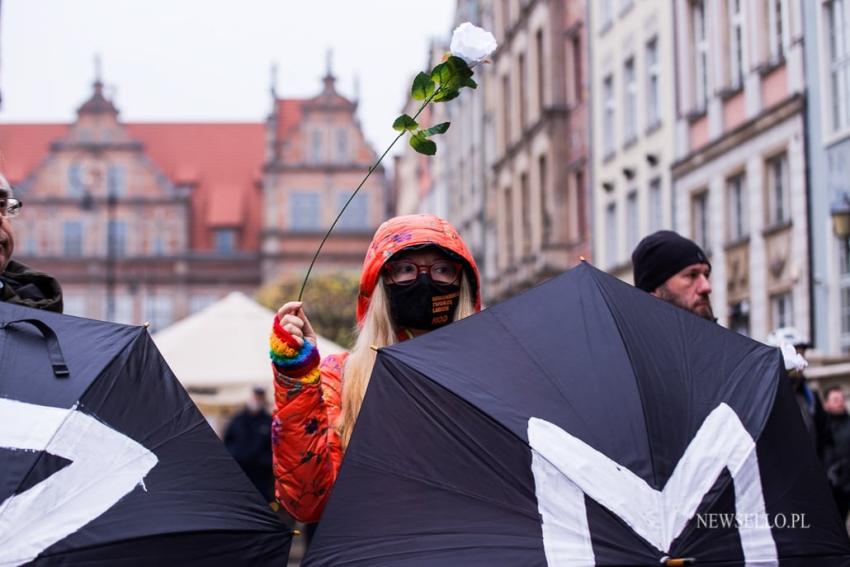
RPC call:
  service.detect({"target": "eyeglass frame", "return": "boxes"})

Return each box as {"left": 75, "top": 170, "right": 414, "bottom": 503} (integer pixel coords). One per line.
{"left": 0, "top": 192, "right": 22, "bottom": 218}
{"left": 383, "top": 259, "right": 463, "bottom": 286}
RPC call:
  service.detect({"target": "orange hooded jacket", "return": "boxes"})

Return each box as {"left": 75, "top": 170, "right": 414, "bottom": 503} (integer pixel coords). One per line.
{"left": 271, "top": 214, "right": 481, "bottom": 522}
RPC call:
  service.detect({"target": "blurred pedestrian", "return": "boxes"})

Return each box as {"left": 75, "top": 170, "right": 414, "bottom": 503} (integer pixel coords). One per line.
{"left": 268, "top": 214, "right": 481, "bottom": 523}
{"left": 824, "top": 386, "right": 850, "bottom": 522}
{"left": 631, "top": 230, "right": 714, "bottom": 321}
{"left": 766, "top": 327, "right": 833, "bottom": 464}
{"left": 224, "top": 386, "right": 274, "bottom": 503}
{"left": 0, "top": 174, "right": 63, "bottom": 312}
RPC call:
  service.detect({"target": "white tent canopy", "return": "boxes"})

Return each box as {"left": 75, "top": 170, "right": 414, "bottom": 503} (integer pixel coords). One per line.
{"left": 153, "top": 292, "right": 346, "bottom": 411}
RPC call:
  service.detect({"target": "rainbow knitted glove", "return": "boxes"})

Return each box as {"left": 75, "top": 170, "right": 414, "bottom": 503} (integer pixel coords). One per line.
{"left": 270, "top": 314, "right": 321, "bottom": 384}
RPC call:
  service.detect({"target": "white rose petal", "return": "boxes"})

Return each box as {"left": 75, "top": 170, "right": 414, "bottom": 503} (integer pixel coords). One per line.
{"left": 780, "top": 343, "right": 808, "bottom": 373}
{"left": 450, "top": 22, "right": 498, "bottom": 66}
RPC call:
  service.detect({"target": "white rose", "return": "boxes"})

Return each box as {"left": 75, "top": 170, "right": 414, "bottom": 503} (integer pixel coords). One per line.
{"left": 450, "top": 22, "right": 498, "bottom": 66}
{"left": 780, "top": 343, "right": 808, "bottom": 373}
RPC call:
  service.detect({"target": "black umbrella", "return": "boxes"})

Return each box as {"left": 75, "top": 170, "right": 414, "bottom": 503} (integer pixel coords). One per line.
{"left": 305, "top": 262, "right": 850, "bottom": 566}
{"left": 0, "top": 301, "right": 290, "bottom": 566}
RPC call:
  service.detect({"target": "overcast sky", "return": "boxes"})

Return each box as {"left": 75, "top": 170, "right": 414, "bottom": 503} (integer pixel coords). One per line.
{"left": 1, "top": 1, "right": 456, "bottom": 159}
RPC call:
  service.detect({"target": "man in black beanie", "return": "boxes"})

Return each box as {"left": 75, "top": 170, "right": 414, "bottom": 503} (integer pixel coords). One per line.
{"left": 631, "top": 230, "right": 714, "bottom": 321}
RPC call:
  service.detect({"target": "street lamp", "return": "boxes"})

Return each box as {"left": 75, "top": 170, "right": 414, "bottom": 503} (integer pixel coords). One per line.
{"left": 830, "top": 192, "right": 850, "bottom": 240}
{"left": 78, "top": 158, "right": 118, "bottom": 322}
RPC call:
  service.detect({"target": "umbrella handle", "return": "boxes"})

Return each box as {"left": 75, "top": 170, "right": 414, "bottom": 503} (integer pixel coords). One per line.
{"left": 0, "top": 318, "right": 70, "bottom": 378}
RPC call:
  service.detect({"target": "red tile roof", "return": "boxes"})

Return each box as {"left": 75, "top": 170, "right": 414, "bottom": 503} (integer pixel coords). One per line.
{"left": 0, "top": 124, "right": 69, "bottom": 184}
{"left": 128, "top": 123, "right": 265, "bottom": 251}
{"left": 0, "top": 122, "right": 265, "bottom": 252}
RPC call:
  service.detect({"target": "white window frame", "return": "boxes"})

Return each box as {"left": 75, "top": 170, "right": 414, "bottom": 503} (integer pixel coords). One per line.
{"left": 728, "top": 0, "right": 744, "bottom": 89}
{"left": 726, "top": 173, "right": 748, "bottom": 242}
{"left": 692, "top": 191, "right": 710, "bottom": 253}
{"left": 765, "top": 153, "right": 790, "bottom": 227}
{"left": 606, "top": 202, "right": 619, "bottom": 268}
{"left": 767, "top": 0, "right": 786, "bottom": 62}
{"left": 770, "top": 291, "right": 794, "bottom": 329}
{"left": 826, "top": 0, "right": 850, "bottom": 136}
{"left": 623, "top": 57, "right": 637, "bottom": 144}
{"left": 603, "top": 74, "right": 616, "bottom": 156}
{"left": 646, "top": 38, "right": 661, "bottom": 129}
{"left": 693, "top": 0, "right": 709, "bottom": 112}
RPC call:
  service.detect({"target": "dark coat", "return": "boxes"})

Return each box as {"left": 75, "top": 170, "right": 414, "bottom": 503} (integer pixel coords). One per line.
{"left": 0, "top": 260, "right": 63, "bottom": 312}
{"left": 224, "top": 407, "right": 274, "bottom": 501}
{"left": 828, "top": 411, "right": 850, "bottom": 494}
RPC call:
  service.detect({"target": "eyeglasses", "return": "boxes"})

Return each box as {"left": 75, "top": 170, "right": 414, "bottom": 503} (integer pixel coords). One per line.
{"left": 0, "top": 196, "right": 22, "bottom": 218}
{"left": 384, "top": 259, "right": 462, "bottom": 285}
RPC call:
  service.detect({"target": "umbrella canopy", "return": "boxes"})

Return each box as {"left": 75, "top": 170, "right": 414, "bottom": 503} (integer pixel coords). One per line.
{"left": 305, "top": 262, "right": 850, "bottom": 566}
{"left": 152, "top": 292, "right": 345, "bottom": 408}
{"left": 0, "top": 301, "right": 290, "bottom": 566}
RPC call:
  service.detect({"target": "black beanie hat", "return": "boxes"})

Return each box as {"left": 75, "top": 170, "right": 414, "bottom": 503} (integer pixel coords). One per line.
{"left": 631, "top": 230, "right": 711, "bottom": 292}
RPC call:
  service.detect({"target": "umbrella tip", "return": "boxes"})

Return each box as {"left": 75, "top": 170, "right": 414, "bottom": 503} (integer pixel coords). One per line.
{"left": 143, "top": 321, "right": 151, "bottom": 329}
{"left": 660, "top": 558, "right": 696, "bottom": 566}
{"left": 579, "top": 256, "right": 587, "bottom": 262}
{"left": 370, "top": 344, "right": 378, "bottom": 352}
{"left": 292, "top": 529, "right": 302, "bottom": 536}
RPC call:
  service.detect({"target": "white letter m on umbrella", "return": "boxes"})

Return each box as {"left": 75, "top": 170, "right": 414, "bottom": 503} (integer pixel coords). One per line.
{"left": 528, "top": 403, "right": 778, "bottom": 566}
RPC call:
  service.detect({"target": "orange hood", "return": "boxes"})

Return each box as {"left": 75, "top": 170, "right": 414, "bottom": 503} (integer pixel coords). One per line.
{"left": 356, "top": 214, "right": 481, "bottom": 323}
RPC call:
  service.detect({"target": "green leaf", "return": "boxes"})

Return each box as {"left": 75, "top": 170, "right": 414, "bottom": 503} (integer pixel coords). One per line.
{"left": 411, "top": 72, "right": 436, "bottom": 100}
{"left": 464, "top": 77, "right": 478, "bottom": 89}
{"left": 431, "top": 56, "right": 474, "bottom": 92}
{"left": 433, "top": 88, "right": 460, "bottom": 103}
{"left": 409, "top": 133, "right": 437, "bottom": 155}
{"left": 422, "top": 122, "right": 450, "bottom": 137}
{"left": 392, "top": 114, "right": 419, "bottom": 132}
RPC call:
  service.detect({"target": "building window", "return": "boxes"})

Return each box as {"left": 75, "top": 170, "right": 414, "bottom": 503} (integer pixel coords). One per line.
{"left": 290, "top": 191, "right": 321, "bottom": 231}
{"left": 114, "top": 296, "right": 134, "bottom": 325}
{"left": 842, "top": 240, "right": 850, "bottom": 350}
{"left": 539, "top": 155, "right": 550, "bottom": 245}
{"left": 536, "top": 29, "right": 546, "bottom": 112}
{"left": 601, "top": 0, "right": 614, "bottom": 29}
{"left": 63, "top": 221, "right": 84, "bottom": 257}
{"left": 771, "top": 291, "right": 793, "bottom": 329}
{"left": 728, "top": 301, "right": 750, "bottom": 336}
{"left": 503, "top": 186, "right": 514, "bottom": 266}
{"left": 692, "top": 0, "right": 709, "bottom": 111}
{"left": 646, "top": 37, "right": 661, "bottom": 129}
{"left": 107, "top": 165, "right": 126, "bottom": 197}
{"left": 726, "top": 173, "right": 748, "bottom": 242}
{"left": 518, "top": 52, "right": 528, "bottom": 131}
{"left": 336, "top": 191, "right": 369, "bottom": 231}
{"left": 214, "top": 228, "right": 238, "bottom": 253}
{"left": 691, "top": 191, "right": 710, "bottom": 253}
{"left": 144, "top": 295, "right": 173, "bottom": 332}
{"left": 335, "top": 129, "right": 349, "bottom": 163}
{"left": 626, "top": 190, "right": 639, "bottom": 252}
{"left": 519, "top": 173, "right": 532, "bottom": 257}
{"left": 603, "top": 74, "right": 616, "bottom": 157}
{"left": 108, "top": 220, "right": 127, "bottom": 257}
{"left": 502, "top": 74, "right": 512, "bottom": 150}
{"left": 63, "top": 294, "right": 87, "bottom": 318}
{"left": 648, "top": 177, "right": 662, "bottom": 232}
{"left": 767, "top": 0, "right": 786, "bottom": 62}
{"left": 606, "top": 202, "right": 618, "bottom": 267}
{"left": 571, "top": 33, "right": 583, "bottom": 103}
{"left": 623, "top": 57, "right": 637, "bottom": 144}
{"left": 190, "top": 294, "right": 218, "bottom": 314}
{"left": 67, "top": 164, "right": 85, "bottom": 198}
{"left": 569, "top": 169, "right": 585, "bottom": 242}
{"left": 309, "top": 130, "right": 323, "bottom": 163}
{"left": 728, "top": 0, "right": 744, "bottom": 89}
{"left": 828, "top": 0, "right": 850, "bottom": 133}
{"left": 765, "top": 153, "right": 790, "bottom": 226}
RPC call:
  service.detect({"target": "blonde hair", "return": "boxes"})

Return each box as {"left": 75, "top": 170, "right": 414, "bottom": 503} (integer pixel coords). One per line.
{"left": 338, "top": 272, "right": 476, "bottom": 449}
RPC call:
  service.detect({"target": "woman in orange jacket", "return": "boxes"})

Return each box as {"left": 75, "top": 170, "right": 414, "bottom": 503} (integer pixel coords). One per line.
{"left": 268, "top": 214, "right": 481, "bottom": 522}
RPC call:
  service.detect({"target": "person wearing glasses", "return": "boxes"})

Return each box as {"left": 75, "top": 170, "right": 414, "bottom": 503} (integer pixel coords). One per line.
{"left": 0, "top": 175, "right": 63, "bottom": 312}
{"left": 268, "top": 214, "right": 481, "bottom": 523}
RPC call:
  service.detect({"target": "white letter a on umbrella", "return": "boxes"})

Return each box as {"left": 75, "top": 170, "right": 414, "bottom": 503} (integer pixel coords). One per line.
{"left": 0, "top": 398, "right": 158, "bottom": 566}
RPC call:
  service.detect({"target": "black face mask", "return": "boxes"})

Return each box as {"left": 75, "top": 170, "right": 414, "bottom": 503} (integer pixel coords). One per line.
{"left": 386, "top": 273, "right": 461, "bottom": 331}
